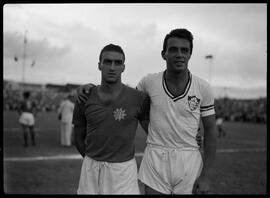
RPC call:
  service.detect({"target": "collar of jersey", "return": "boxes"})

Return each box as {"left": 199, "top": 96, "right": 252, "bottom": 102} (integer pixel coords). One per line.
{"left": 162, "top": 70, "right": 192, "bottom": 102}
{"left": 93, "top": 84, "right": 126, "bottom": 106}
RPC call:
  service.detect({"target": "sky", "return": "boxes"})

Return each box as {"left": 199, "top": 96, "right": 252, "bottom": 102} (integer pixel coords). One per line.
{"left": 3, "top": 3, "right": 267, "bottom": 98}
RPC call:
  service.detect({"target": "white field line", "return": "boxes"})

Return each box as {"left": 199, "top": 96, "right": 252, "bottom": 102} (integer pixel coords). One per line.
{"left": 4, "top": 148, "right": 266, "bottom": 162}
{"left": 4, "top": 128, "right": 41, "bottom": 132}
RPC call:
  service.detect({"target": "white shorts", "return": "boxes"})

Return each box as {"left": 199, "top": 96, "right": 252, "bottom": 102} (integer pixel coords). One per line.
{"left": 60, "top": 122, "right": 73, "bottom": 146}
{"left": 77, "top": 156, "right": 140, "bottom": 194}
{"left": 138, "top": 144, "right": 203, "bottom": 194}
{"left": 19, "top": 112, "right": 35, "bottom": 126}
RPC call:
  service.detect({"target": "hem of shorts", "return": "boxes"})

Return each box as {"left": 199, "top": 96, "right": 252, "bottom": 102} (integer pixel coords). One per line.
{"left": 138, "top": 177, "right": 171, "bottom": 194}
{"left": 146, "top": 143, "right": 200, "bottom": 150}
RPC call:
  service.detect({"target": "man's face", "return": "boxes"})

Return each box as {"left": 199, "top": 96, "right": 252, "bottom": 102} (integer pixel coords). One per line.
{"left": 162, "top": 37, "right": 191, "bottom": 73}
{"left": 99, "top": 51, "right": 125, "bottom": 83}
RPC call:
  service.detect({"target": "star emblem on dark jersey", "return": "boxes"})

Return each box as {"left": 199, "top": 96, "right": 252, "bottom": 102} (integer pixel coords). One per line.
{"left": 113, "top": 108, "right": 127, "bottom": 121}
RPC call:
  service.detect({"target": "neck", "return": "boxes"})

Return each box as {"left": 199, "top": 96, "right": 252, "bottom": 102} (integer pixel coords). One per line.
{"left": 100, "top": 80, "right": 123, "bottom": 94}
{"left": 165, "top": 69, "right": 189, "bottom": 83}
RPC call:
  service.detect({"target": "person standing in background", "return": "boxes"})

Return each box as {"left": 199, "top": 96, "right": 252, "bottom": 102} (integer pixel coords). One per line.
{"left": 216, "top": 114, "right": 226, "bottom": 138}
{"left": 58, "top": 94, "right": 75, "bottom": 147}
{"left": 18, "top": 91, "right": 38, "bottom": 147}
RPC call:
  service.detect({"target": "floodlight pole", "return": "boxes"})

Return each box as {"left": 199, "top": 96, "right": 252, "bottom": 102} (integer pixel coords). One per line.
{"left": 22, "top": 30, "right": 28, "bottom": 91}
{"left": 208, "top": 56, "right": 213, "bottom": 85}
{"left": 205, "top": 55, "right": 213, "bottom": 85}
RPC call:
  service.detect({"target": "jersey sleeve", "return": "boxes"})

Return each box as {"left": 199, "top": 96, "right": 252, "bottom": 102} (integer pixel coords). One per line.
{"left": 200, "top": 82, "right": 215, "bottom": 117}
{"left": 72, "top": 101, "right": 86, "bottom": 127}
{"left": 136, "top": 75, "right": 148, "bottom": 93}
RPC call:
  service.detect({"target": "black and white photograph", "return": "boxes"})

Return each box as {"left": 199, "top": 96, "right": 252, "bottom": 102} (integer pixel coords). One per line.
{"left": 3, "top": 3, "right": 267, "bottom": 195}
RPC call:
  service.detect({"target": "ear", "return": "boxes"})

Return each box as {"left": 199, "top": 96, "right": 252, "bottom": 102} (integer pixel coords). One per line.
{"left": 122, "top": 64, "right": 125, "bottom": 73}
{"left": 98, "top": 62, "right": 102, "bottom": 71}
{"left": 161, "top": 50, "right": 166, "bottom": 60}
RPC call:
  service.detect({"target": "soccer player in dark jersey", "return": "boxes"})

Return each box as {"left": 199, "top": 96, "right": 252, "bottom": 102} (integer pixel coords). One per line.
{"left": 18, "top": 91, "right": 37, "bottom": 147}
{"left": 72, "top": 44, "right": 150, "bottom": 194}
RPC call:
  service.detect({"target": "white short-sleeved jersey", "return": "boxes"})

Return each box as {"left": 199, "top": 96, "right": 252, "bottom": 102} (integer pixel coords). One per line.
{"left": 137, "top": 70, "right": 215, "bottom": 149}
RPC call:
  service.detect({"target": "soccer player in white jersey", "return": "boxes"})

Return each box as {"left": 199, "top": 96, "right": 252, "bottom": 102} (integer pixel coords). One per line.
{"left": 74, "top": 28, "right": 216, "bottom": 195}
{"left": 136, "top": 28, "right": 217, "bottom": 194}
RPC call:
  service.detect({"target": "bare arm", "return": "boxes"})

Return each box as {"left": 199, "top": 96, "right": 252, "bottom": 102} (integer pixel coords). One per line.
{"left": 201, "top": 114, "right": 217, "bottom": 177}
{"left": 193, "top": 114, "right": 217, "bottom": 194}
{"left": 74, "top": 125, "right": 86, "bottom": 158}
{"left": 139, "top": 120, "right": 149, "bottom": 134}
{"left": 139, "top": 95, "right": 150, "bottom": 134}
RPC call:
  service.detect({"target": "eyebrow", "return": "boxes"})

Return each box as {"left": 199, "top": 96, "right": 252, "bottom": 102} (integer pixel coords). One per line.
{"left": 168, "top": 46, "right": 189, "bottom": 51}
{"left": 103, "top": 58, "right": 123, "bottom": 61}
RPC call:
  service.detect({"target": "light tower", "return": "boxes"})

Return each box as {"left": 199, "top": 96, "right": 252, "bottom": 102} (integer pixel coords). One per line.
{"left": 205, "top": 54, "right": 213, "bottom": 85}
{"left": 22, "top": 30, "right": 28, "bottom": 91}
{"left": 14, "top": 30, "right": 36, "bottom": 94}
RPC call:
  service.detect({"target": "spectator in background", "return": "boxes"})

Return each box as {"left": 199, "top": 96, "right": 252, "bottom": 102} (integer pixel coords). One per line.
{"left": 18, "top": 91, "right": 38, "bottom": 147}
{"left": 216, "top": 114, "right": 226, "bottom": 138}
{"left": 58, "top": 94, "right": 75, "bottom": 147}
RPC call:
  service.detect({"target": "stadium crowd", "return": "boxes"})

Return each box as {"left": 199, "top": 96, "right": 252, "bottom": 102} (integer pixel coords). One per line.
{"left": 3, "top": 86, "right": 266, "bottom": 124}
{"left": 215, "top": 97, "right": 266, "bottom": 124}
{"left": 3, "top": 88, "right": 67, "bottom": 112}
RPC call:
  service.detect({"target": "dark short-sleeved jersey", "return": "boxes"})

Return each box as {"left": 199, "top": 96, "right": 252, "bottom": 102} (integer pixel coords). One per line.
{"left": 72, "top": 84, "right": 150, "bottom": 162}
{"left": 20, "top": 99, "right": 36, "bottom": 114}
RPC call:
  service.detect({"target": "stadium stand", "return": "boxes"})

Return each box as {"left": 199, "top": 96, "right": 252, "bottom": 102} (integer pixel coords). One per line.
{"left": 3, "top": 80, "right": 266, "bottom": 124}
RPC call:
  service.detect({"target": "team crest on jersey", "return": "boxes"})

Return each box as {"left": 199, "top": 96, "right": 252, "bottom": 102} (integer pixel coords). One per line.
{"left": 188, "top": 96, "right": 200, "bottom": 111}
{"left": 113, "top": 108, "right": 127, "bottom": 121}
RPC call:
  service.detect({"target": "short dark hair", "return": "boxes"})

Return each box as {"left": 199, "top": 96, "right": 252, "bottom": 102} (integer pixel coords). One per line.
{"left": 162, "top": 28, "right": 194, "bottom": 55}
{"left": 99, "top": 44, "right": 125, "bottom": 63}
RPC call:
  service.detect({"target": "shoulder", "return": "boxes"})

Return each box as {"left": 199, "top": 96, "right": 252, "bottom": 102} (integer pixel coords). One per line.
{"left": 137, "top": 71, "right": 163, "bottom": 91}
{"left": 192, "top": 73, "right": 210, "bottom": 87}
{"left": 191, "top": 73, "right": 212, "bottom": 92}
{"left": 124, "top": 84, "right": 148, "bottom": 99}
{"left": 141, "top": 72, "right": 163, "bottom": 82}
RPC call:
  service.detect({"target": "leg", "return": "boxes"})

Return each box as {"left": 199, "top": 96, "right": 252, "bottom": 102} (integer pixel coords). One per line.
{"left": 22, "top": 124, "right": 28, "bottom": 147}
{"left": 217, "top": 127, "right": 222, "bottom": 138}
{"left": 19, "top": 113, "right": 29, "bottom": 147}
{"left": 29, "top": 125, "right": 36, "bottom": 146}
{"left": 21, "top": 124, "right": 28, "bottom": 147}
{"left": 60, "top": 122, "right": 65, "bottom": 146}
{"left": 222, "top": 127, "right": 226, "bottom": 137}
{"left": 65, "top": 123, "right": 72, "bottom": 146}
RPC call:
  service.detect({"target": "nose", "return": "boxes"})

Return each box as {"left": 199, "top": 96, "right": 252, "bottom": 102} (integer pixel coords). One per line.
{"left": 176, "top": 49, "right": 183, "bottom": 57}
{"left": 110, "top": 62, "right": 116, "bottom": 70}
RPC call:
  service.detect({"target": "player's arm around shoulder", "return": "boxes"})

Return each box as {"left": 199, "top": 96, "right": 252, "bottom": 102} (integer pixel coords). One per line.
{"left": 75, "top": 83, "right": 96, "bottom": 104}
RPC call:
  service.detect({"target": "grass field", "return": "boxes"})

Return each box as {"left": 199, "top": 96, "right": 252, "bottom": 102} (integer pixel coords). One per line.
{"left": 3, "top": 111, "right": 267, "bottom": 194}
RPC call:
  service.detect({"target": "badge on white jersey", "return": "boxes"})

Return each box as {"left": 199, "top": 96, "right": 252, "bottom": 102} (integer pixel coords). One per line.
{"left": 188, "top": 96, "right": 200, "bottom": 111}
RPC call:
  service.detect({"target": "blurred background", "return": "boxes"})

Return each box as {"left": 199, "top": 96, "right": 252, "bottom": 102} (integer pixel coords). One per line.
{"left": 3, "top": 3, "right": 267, "bottom": 119}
